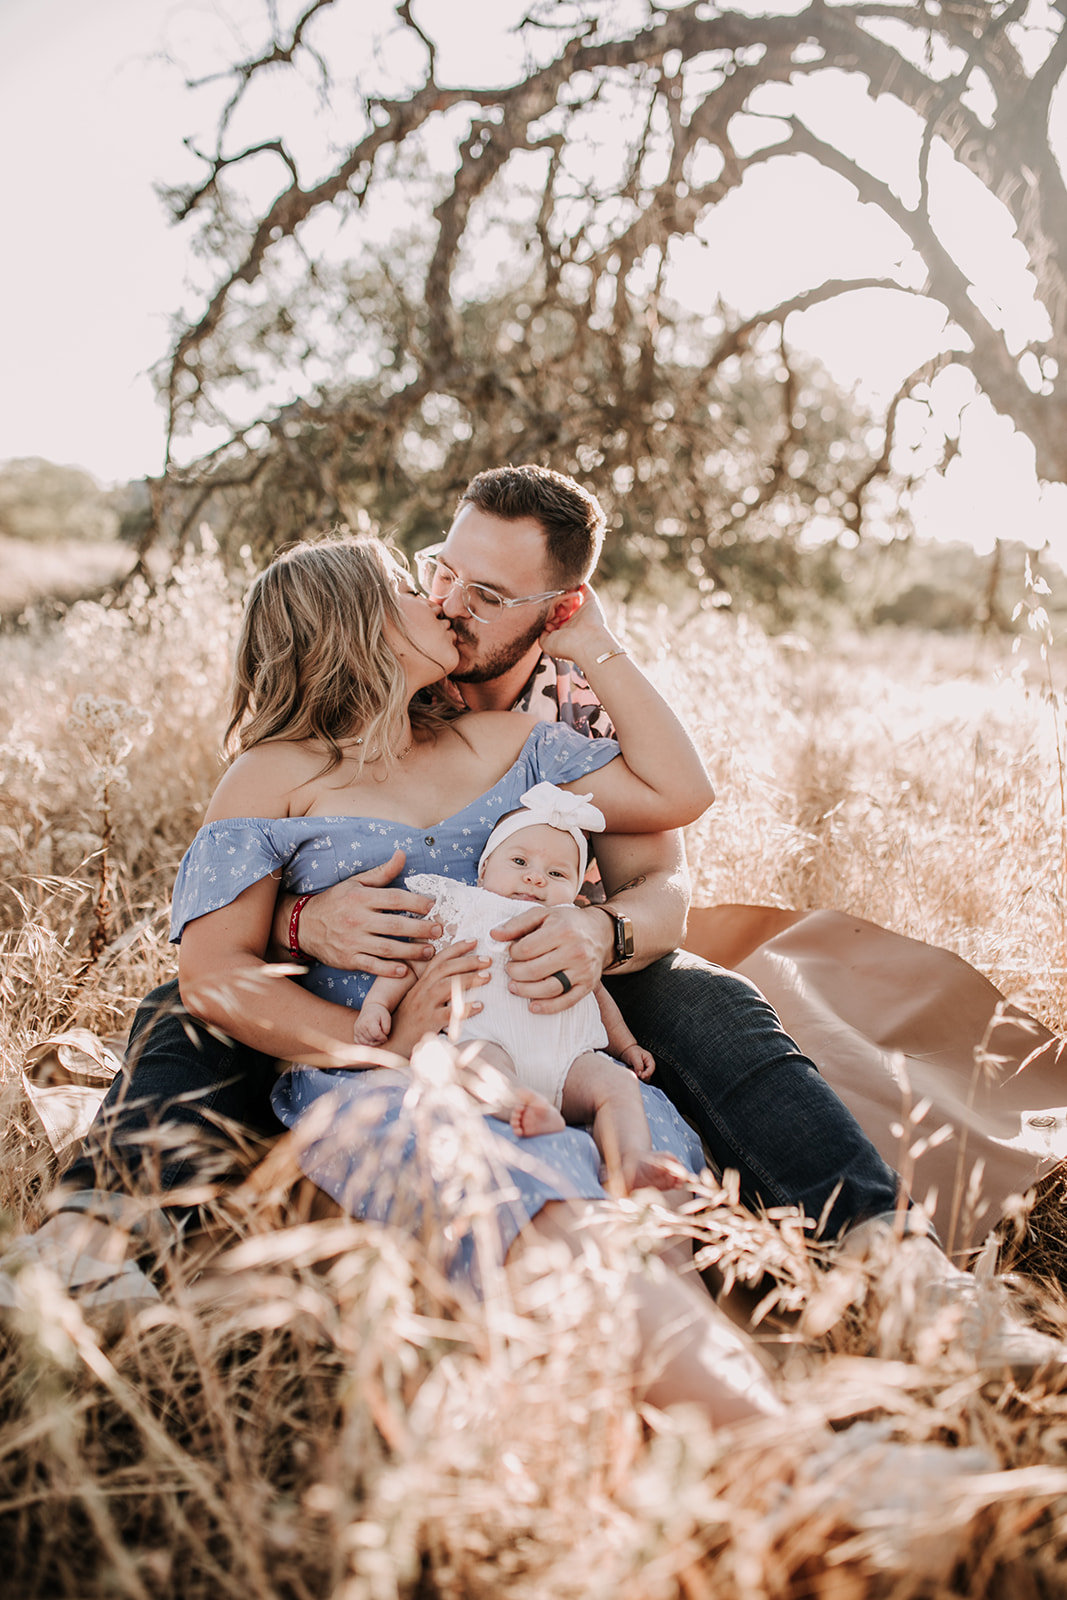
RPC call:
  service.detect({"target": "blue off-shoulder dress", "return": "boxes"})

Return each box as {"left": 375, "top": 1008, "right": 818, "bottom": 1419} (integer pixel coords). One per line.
{"left": 171, "top": 723, "right": 704, "bottom": 1291}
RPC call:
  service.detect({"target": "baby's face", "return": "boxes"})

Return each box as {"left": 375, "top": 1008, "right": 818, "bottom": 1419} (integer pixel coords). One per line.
{"left": 479, "top": 823, "right": 581, "bottom": 905}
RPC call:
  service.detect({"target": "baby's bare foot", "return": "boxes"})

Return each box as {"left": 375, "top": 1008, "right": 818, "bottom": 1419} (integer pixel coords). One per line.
{"left": 622, "top": 1151, "right": 690, "bottom": 1193}
{"left": 510, "top": 1088, "right": 565, "bottom": 1138}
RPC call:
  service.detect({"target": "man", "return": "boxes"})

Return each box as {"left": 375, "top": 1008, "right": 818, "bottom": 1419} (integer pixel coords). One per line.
{"left": 8, "top": 466, "right": 1063, "bottom": 1374}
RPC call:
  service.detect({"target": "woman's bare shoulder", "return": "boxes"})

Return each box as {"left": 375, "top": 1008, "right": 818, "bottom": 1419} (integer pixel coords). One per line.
{"left": 204, "top": 741, "right": 321, "bottom": 823}
{"left": 458, "top": 711, "right": 539, "bottom": 753}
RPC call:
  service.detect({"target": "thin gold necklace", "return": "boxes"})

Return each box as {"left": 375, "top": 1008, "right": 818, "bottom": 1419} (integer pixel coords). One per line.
{"left": 354, "top": 735, "right": 414, "bottom": 760}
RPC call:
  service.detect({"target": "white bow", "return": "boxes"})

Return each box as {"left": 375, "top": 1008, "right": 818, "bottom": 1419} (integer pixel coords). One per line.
{"left": 517, "top": 782, "right": 606, "bottom": 835}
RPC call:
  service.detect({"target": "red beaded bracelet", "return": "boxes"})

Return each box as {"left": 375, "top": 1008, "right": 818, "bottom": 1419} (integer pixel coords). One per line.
{"left": 288, "top": 893, "right": 314, "bottom": 960}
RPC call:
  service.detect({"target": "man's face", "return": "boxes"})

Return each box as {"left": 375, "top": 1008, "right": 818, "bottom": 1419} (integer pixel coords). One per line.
{"left": 433, "top": 504, "right": 564, "bottom": 683}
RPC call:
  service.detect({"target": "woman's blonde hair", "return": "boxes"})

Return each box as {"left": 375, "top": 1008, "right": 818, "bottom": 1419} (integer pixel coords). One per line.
{"left": 226, "top": 532, "right": 458, "bottom": 772}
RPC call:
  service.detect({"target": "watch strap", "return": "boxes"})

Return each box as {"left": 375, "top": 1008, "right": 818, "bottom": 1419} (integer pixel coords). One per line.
{"left": 597, "top": 906, "right": 634, "bottom": 970}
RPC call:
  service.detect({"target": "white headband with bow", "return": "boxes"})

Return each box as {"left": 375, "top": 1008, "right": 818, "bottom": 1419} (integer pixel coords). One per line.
{"left": 478, "top": 782, "right": 605, "bottom": 881}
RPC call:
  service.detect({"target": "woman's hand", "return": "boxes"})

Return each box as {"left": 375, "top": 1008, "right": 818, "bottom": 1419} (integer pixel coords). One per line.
{"left": 388, "top": 941, "right": 491, "bottom": 1056}
{"left": 542, "top": 587, "right": 715, "bottom": 834}
{"left": 539, "top": 584, "right": 619, "bottom": 671}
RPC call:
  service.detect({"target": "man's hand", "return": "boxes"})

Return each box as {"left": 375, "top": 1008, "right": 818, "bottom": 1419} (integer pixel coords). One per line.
{"left": 283, "top": 849, "right": 442, "bottom": 973}
{"left": 491, "top": 903, "right": 614, "bottom": 1014}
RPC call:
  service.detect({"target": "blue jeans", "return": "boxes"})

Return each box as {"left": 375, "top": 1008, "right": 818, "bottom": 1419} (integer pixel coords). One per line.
{"left": 62, "top": 959, "right": 902, "bottom": 1239}
{"left": 61, "top": 982, "right": 280, "bottom": 1232}
{"left": 604, "top": 950, "right": 901, "bottom": 1238}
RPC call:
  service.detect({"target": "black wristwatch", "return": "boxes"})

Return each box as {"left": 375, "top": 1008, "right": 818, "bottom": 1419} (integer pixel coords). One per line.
{"left": 597, "top": 907, "right": 635, "bottom": 970}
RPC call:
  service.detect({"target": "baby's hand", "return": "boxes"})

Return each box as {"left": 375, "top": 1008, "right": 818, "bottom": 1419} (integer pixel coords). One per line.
{"left": 619, "top": 1042, "right": 655, "bottom": 1080}
{"left": 353, "top": 1002, "right": 393, "bottom": 1046}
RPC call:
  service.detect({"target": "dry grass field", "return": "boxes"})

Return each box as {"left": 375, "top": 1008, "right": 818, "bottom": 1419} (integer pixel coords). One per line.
{"left": 2, "top": 543, "right": 1067, "bottom": 1598}
{"left": 0, "top": 535, "right": 140, "bottom": 622}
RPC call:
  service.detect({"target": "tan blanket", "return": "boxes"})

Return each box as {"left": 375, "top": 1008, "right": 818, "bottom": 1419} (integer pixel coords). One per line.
{"left": 683, "top": 907, "right": 1067, "bottom": 1253}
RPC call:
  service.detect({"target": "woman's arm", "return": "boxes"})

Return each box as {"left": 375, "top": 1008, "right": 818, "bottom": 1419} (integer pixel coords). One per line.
{"left": 179, "top": 876, "right": 375, "bottom": 1066}
{"left": 180, "top": 879, "right": 487, "bottom": 1065}
{"left": 180, "top": 744, "right": 488, "bottom": 1063}
{"left": 540, "top": 587, "right": 714, "bottom": 832}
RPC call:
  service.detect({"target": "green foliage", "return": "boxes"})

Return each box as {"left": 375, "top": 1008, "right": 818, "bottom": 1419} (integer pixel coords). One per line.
{"left": 865, "top": 540, "right": 1067, "bottom": 635}
{"left": 0, "top": 461, "right": 152, "bottom": 549}
{"left": 0, "top": 459, "right": 117, "bottom": 543}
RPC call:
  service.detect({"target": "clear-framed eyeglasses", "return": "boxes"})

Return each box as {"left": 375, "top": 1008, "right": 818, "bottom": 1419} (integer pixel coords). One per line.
{"left": 414, "top": 542, "right": 570, "bottom": 624}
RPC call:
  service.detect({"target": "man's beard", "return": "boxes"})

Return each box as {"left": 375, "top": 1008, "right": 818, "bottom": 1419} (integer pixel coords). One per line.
{"left": 448, "top": 612, "right": 548, "bottom": 684}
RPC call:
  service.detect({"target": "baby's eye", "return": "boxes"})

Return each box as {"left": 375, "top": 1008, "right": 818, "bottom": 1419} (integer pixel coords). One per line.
{"left": 550, "top": 870, "right": 568, "bottom": 878}
{"left": 511, "top": 855, "right": 527, "bottom": 867}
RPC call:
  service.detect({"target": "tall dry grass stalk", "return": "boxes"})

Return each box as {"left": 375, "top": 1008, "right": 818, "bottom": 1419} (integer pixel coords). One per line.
{"left": 3, "top": 558, "right": 1067, "bottom": 1598}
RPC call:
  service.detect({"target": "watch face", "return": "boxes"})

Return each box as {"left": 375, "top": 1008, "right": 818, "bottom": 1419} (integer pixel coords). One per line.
{"left": 601, "top": 908, "right": 633, "bottom": 968}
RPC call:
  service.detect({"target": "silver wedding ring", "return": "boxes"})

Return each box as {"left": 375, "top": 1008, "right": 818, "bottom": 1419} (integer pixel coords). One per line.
{"left": 552, "top": 970, "right": 573, "bottom": 995}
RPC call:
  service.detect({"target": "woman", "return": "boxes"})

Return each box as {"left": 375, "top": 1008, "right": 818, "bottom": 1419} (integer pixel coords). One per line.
{"left": 173, "top": 532, "right": 781, "bottom": 1426}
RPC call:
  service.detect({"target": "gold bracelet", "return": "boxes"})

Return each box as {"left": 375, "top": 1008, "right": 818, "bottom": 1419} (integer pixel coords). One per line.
{"left": 594, "top": 647, "right": 628, "bottom": 666}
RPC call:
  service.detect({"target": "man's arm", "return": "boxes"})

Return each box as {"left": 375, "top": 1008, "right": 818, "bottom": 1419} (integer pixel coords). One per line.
{"left": 590, "top": 828, "right": 689, "bottom": 973}
{"left": 494, "top": 830, "right": 690, "bottom": 1015}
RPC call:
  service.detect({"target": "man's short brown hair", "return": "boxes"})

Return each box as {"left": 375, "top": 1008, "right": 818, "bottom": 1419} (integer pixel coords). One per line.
{"left": 458, "top": 464, "right": 606, "bottom": 588}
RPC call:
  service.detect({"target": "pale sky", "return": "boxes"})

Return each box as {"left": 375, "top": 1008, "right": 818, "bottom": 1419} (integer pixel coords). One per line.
{"left": 2, "top": 0, "right": 1065, "bottom": 559}
{"left": 2, "top": 2, "right": 196, "bottom": 484}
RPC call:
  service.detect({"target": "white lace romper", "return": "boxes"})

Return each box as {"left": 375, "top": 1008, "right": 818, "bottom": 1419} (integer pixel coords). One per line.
{"left": 406, "top": 872, "right": 610, "bottom": 1108}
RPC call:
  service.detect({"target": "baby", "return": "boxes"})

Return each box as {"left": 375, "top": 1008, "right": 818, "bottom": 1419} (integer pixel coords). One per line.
{"left": 354, "top": 783, "right": 689, "bottom": 1194}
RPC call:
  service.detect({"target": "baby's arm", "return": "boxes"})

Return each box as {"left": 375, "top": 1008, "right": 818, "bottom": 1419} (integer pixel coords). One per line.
{"left": 595, "top": 983, "right": 655, "bottom": 1080}
{"left": 352, "top": 969, "right": 417, "bottom": 1045}
{"left": 354, "top": 875, "right": 448, "bottom": 1046}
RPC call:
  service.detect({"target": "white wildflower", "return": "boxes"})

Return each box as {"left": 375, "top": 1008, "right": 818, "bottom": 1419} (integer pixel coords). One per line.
{"left": 69, "top": 695, "right": 153, "bottom": 746}
{"left": 0, "top": 738, "right": 46, "bottom": 786}
{"left": 69, "top": 695, "right": 153, "bottom": 807}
